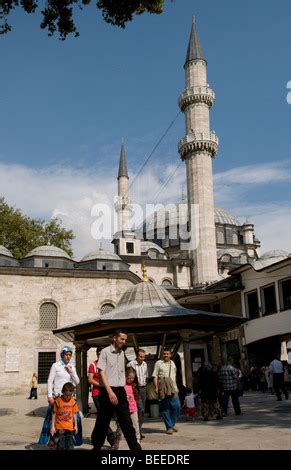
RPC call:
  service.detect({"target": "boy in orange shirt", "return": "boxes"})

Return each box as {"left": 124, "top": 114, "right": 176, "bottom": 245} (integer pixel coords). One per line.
{"left": 51, "top": 382, "right": 79, "bottom": 450}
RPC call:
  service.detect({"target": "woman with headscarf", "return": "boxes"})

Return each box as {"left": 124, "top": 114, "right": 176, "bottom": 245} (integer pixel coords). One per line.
{"left": 198, "top": 361, "right": 223, "bottom": 421}
{"left": 38, "top": 345, "right": 82, "bottom": 446}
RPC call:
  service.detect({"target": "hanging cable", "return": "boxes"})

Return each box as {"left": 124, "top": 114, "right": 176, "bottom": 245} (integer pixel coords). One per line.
{"left": 129, "top": 110, "right": 181, "bottom": 190}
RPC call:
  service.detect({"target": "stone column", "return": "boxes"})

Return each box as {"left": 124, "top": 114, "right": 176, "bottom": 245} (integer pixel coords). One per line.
{"left": 180, "top": 330, "right": 192, "bottom": 387}
{"left": 211, "top": 335, "right": 222, "bottom": 367}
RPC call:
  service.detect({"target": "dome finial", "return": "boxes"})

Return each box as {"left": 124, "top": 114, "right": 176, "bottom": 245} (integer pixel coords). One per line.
{"left": 141, "top": 260, "right": 148, "bottom": 282}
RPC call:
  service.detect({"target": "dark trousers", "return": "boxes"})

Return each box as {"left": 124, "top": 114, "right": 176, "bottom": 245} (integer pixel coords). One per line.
{"left": 222, "top": 390, "right": 241, "bottom": 415}
{"left": 137, "top": 386, "right": 147, "bottom": 433}
{"left": 56, "top": 430, "right": 74, "bottom": 450}
{"left": 91, "top": 395, "right": 115, "bottom": 445}
{"left": 28, "top": 388, "right": 37, "bottom": 399}
{"left": 91, "top": 387, "right": 141, "bottom": 451}
{"left": 273, "top": 373, "right": 289, "bottom": 400}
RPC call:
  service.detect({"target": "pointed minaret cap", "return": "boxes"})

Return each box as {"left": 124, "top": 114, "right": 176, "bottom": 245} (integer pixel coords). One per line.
{"left": 185, "top": 16, "right": 206, "bottom": 66}
{"left": 118, "top": 140, "right": 129, "bottom": 179}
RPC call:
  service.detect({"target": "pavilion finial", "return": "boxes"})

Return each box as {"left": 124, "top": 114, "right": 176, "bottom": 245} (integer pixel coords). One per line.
{"left": 141, "top": 260, "right": 148, "bottom": 282}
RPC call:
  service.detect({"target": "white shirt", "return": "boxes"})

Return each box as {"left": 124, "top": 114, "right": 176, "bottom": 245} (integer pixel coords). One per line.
{"left": 152, "top": 360, "right": 178, "bottom": 391}
{"left": 47, "top": 361, "right": 79, "bottom": 398}
{"left": 185, "top": 393, "right": 195, "bottom": 408}
{"left": 127, "top": 359, "right": 148, "bottom": 387}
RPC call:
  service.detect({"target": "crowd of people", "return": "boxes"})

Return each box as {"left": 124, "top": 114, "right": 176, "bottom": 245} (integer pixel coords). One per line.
{"left": 36, "top": 333, "right": 290, "bottom": 451}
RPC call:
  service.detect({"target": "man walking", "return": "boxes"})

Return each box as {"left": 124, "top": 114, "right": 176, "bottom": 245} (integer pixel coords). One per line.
{"left": 218, "top": 357, "right": 241, "bottom": 416}
{"left": 91, "top": 330, "right": 141, "bottom": 451}
{"left": 88, "top": 347, "right": 115, "bottom": 447}
{"left": 127, "top": 349, "right": 148, "bottom": 439}
{"left": 152, "top": 348, "right": 180, "bottom": 435}
{"left": 269, "top": 355, "right": 289, "bottom": 401}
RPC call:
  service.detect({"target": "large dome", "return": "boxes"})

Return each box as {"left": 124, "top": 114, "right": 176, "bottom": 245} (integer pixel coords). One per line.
{"left": 142, "top": 204, "right": 240, "bottom": 231}
{"left": 25, "top": 245, "right": 72, "bottom": 259}
{"left": 81, "top": 248, "right": 121, "bottom": 262}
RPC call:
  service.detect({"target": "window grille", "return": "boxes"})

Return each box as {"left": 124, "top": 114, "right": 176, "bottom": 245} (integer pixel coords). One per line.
{"left": 100, "top": 303, "right": 114, "bottom": 315}
{"left": 38, "top": 351, "right": 56, "bottom": 384}
{"left": 39, "top": 302, "right": 57, "bottom": 330}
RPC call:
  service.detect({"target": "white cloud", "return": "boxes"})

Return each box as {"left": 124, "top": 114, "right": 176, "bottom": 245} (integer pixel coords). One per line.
{"left": 0, "top": 161, "right": 186, "bottom": 259}
{"left": 0, "top": 159, "right": 290, "bottom": 258}
{"left": 214, "top": 160, "right": 291, "bottom": 185}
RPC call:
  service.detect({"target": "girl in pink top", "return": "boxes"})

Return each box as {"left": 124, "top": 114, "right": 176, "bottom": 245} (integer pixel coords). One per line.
{"left": 125, "top": 367, "right": 141, "bottom": 444}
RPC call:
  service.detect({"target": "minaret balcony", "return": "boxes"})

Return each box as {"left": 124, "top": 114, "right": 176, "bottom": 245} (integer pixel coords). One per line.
{"left": 178, "top": 131, "right": 219, "bottom": 159}
{"left": 179, "top": 86, "right": 215, "bottom": 111}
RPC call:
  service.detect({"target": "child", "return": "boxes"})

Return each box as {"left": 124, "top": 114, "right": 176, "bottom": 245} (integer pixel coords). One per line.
{"left": 183, "top": 387, "right": 196, "bottom": 420}
{"left": 51, "top": 382, "right": 79, "bottom": 450}
{"left": 27, "top": 373, "right": 38, "bottom": 399}
{"left": 112, "top": 367, "right": 140, "bottom": 450}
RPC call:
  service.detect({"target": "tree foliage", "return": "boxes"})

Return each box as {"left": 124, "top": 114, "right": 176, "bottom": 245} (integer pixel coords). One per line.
{"left": 0, "top": 197, "right": 74, "bottom": 258}
{"left": 0, "top": 0, "right": 167, "bottom": 40}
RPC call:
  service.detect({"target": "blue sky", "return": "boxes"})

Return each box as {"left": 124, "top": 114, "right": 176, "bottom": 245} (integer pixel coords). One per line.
{"left": 0, "top": 0, "right": 291, "bottom": 257}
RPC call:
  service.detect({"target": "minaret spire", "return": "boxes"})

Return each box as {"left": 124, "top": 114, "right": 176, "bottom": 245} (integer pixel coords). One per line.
{"left": 116, "top": 140, "right": 130, "bottom": 233}
{"left": 185, "top": 15, "right": 205, "bottom": 66}
{"left": 178, "top": 17, "right": 219, "bottom": 286}
{"left": 112, "top": 141, "right": 141, "bottom": 257}
{"left": 118, "top": 140, "right": 129, "bottom": 179}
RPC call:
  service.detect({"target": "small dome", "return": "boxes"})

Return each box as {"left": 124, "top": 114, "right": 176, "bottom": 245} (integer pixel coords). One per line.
{"left": 81, "top": 248, "right": 121, "bottom": 262}
{"left": 140, "top": 241, "right": 166, "bottom": 254}
{"left": 25, "top": 245, "right": 72, "bottom": 259}
{"left": 260, "top": 250, "right": 289, "bottom": 260}
{"left": 0, "top": 245, "right": 14, "bottom": 258}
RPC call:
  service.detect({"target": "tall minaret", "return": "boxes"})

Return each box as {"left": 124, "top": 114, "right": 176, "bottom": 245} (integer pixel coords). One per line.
{"left": 116, "top": 141, "right": 131, "bottom": 234}
{"left": 113, "top": 142, "right": 141, "bottom": 256}
{"left": 178, "top": 16, "right": 219, "bottom": 285}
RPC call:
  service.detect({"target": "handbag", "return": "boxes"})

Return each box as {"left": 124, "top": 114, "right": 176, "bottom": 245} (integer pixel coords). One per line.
{"left": 146, "top": 382, "right": 159, "bottom": 401}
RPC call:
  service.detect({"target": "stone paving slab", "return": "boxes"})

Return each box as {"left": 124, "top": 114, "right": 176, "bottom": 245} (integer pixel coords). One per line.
{"left": 0, "top": 391, "right": 290, "bottom": 450}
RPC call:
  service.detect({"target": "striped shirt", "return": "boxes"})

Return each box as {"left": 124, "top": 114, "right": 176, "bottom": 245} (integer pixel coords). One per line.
{"left": 97, "top": 344, "right": 126, "bottom": 387}
{"left": 127, "top": 359, "right": 148, "bottom": 387}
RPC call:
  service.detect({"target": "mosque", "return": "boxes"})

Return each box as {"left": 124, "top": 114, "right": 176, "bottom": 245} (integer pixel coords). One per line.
{"left": 0, "top": 17, "right": 290, "bottom": 396}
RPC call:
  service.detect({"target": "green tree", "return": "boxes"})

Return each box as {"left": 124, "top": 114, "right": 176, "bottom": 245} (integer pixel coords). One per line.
{"left": 0, "top": 197, "right": 74, "bottom": 258}
{"left": 0, "top": 0, "right": 168, "bottom": 40}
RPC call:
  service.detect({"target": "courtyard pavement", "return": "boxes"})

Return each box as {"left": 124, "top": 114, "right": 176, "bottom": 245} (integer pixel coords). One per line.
{"left": 0, "top": 391, "right": 290, "bottom": 450}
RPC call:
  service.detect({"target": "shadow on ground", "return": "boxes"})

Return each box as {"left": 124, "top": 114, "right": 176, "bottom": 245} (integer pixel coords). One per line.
{"left": 25, "top": 407, "right": 48, "bottom": 418}
{"left": 0, "top": 408, "right": 15, "bottom": 417}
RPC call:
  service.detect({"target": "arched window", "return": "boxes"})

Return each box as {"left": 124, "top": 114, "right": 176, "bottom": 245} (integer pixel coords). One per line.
{"left": 216, "top": 228, "right": 225, "bottom": 244}
{"left": 39, "top": 302, "right": 57, "bottom": 330}
{"left": 100, "top": 303, "right": 115, "bottom": 315}
{"left": 162, "top": 278, "right": 173, "bottom": 286}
